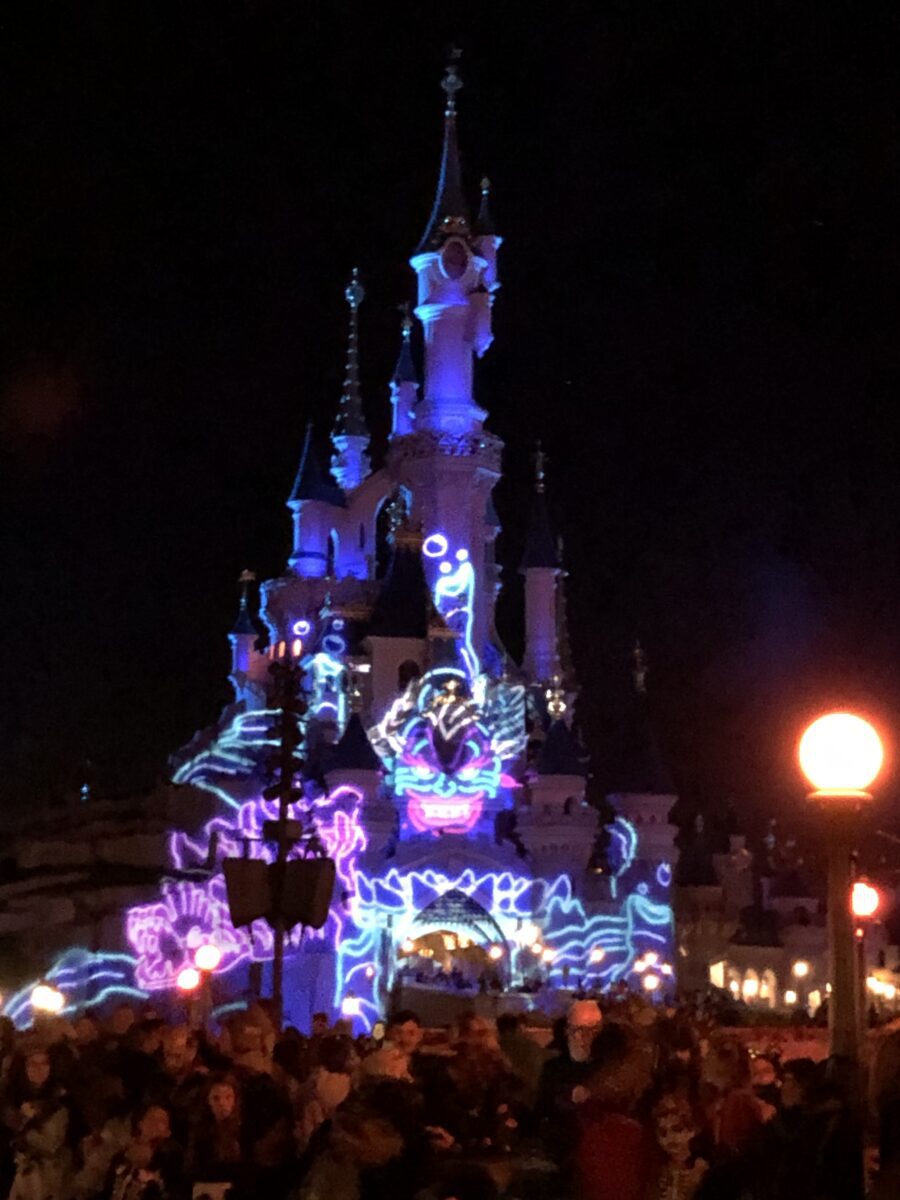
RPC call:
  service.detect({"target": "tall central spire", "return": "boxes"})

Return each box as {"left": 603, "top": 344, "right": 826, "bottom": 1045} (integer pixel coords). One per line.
{"left": 416, "top": 51, "right": 471, "bottom": 251}
{"left": 331, "top": 268, "right": 371, "bottom": 490}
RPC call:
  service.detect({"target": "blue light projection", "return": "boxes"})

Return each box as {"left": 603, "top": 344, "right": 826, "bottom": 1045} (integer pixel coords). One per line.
{"left": 306, "top": 652, "right": 348, "bottom": 730}
{"left": 424, "top": 532, "right": 479, "bottom": 679}
{"left": 335, "top": 862, "right": 673, "bottom": 1030}
{"left": 3, "top": 697, "right": 672, "bottom": 1026}
{"left": 5, "top": 950, "right": 146, "bottom": 1030}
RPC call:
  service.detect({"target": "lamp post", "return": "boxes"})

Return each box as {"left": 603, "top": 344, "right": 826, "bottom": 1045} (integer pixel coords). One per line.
{"left": 851, "top": 879, "right": 882, "bottom": 1044}
{"left": 798, "top": 711, "right": 884, "bottom": 1199}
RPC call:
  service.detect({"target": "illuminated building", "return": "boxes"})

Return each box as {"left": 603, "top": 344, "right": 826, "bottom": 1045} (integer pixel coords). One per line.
{"left": 2, "top": 62, "right": 678, "bottom": 1028}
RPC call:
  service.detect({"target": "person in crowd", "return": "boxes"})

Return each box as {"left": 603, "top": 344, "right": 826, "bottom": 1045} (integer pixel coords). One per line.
{"left": 536, "top": 998, "right": 604, "bottom": 1179}
{"left": 496, "top": 1013, "right": 545, "bottom": 1107}
{"left": 186, "top": 1074, "right": 253, "bottom": 1194}
{"left": 651, "top": 1091, "right": 708, "bottom": 1200}
{"left": 107, "top": 1104, "right": 181, "bottom": 1200}
{"left": 5, "top": 1046, "right": 74, "bottom": 1200}
{"left": 573, "top": 1022, "right": 655, "bottom": 1200}
{"left": 296, "top": 1037, "right": 356, "bottom": 1150}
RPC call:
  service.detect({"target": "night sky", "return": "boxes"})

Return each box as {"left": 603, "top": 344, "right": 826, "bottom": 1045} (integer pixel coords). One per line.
{"left": 5, "top": 2, "right": 900, "bottom": 846}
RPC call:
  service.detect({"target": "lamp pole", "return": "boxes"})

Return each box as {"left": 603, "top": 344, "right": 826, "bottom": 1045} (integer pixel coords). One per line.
{"left": 799, "top": 712, "right": 885, "bottom": 1200}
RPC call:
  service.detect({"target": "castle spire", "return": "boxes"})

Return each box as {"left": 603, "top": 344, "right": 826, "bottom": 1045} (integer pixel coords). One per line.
{"left": 521, "top": 444, "right": 561, "bottom": 683}
{"left": 389, "top": 303, "right": 419, "bottom": 438}
{"left": 520, "top": 444, "right": 559, "bottom": 570}
{"left": 231, "top": 568, "right": 258, "bottom": 635}
{"left": 475, "top": 176, "right": 496, "bottom": 236}
{"left": 416, "top": 51, "right": 471, "bottom": 251}
{"left": 331, "top": 268, "right": 371, "bottom": 490}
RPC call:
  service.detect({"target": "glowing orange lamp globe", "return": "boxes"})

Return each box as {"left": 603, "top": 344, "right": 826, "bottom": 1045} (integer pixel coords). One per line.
{"left": 798, "top": 713, "right": 884, "bottom": 794}
{"left": 851, "top": 880, "right": 881, "bottom": 919}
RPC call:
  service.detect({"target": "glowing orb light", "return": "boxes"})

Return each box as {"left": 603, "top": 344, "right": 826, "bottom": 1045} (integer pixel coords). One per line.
{"left": 176, "top": 967, "right": 201, "bottom": 992}
{"left": 194, "top": 943, "right": 222, "bottom": 973}
{"left": 798, "top": 713, "right": 883, "bottom": 793}
{"left": 589, "top": 947, "right": 606, "bottom": 965}
{"left": 488, "top": 945, "right": 504, "bottom": 961}
{"left": 643, "top": 973, "right": 661, "bottom": 992}
{"left": 851, "top": 880, "right": 882, "bottom": 919}
{"left": 784, "top": 989, "right": 798, "bottom": 1005}
{"left": 792, "top": 960, "right": 810, "bottom": 979}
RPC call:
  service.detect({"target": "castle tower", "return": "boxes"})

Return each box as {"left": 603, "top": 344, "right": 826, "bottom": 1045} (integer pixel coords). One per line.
{"left": 391, "top": 56, "right": 504, "bottom": 673}
{"left": 330, "top": 269, "right": 371, "bottom": 492}
{"left": 287, "top": 423, "right": 345, "bottom": 578}
{"left": 227, "top": 569, "right": 268, "bottom": 704}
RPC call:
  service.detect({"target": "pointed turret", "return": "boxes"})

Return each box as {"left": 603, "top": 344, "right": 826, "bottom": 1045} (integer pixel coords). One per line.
{"left": 475, "top": 177, "right": 496, "bottom": 236}
{"left": 368, "top": 523, "right": 432, "bottom": 640}
{"left": 409, "top": 54, "right": 498, "bottom": 435}
{"left": 228, "top": 570, "right": 267, "bottom": 703}
{"left": 538, "top": 719, "right": 588, "bottom": 776}
{"left": 606, "top": 642, "right": 679, "bottom": 868}
{"left": 610, "top": 642, "right": 675, "bottom": 795}
{"left": 287, "top": 424, "right": 345, "bottom": 577}
{"left": 389, "top": 305, "right": 418, "bottom": 438}
{"left": 416, "top": 53, "right": 471, "bottom": 252}
{"left": 331, "top": 269, "right": 371, "bottom": 490}
{"left": 330, "top": 712, "right": 382, "bottom": 773}
{"left": 521, "top": 445, "right": 561, "bottom": 683}
{"left": 520, "top": 447, "right": 561, "bottom": 570}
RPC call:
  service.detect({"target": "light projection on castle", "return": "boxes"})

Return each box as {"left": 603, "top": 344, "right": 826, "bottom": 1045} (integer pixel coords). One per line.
{"left": 3, "top": 61, "right": 677, "bottom": 1029}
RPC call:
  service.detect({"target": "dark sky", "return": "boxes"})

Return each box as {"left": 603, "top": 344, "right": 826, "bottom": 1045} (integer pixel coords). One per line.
{"left": 5, "top": 1, "right": 900, "bottom": 840}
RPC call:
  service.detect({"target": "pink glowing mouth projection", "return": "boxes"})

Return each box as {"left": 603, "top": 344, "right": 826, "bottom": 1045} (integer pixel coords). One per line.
{"left": 405, "top": 789, "right": 485, "bottom": 834}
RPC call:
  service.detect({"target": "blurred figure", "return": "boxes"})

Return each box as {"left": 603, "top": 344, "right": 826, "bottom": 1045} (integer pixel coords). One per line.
{"left": 574, "top": 1024, "right": 654, "bottom": 1200}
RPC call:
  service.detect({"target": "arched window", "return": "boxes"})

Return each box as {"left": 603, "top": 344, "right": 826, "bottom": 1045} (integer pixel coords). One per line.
{"left": 374, "top": 487, "right": 411, "bottom": 579}
{"left": 326, "top": 530, "right": 339, "bottom": 578}
{"left": 742, "top": 968, "right": 760, "bottom": 1003}
{"left": 761, "top": 969, "right": 777, "bottom": 1009}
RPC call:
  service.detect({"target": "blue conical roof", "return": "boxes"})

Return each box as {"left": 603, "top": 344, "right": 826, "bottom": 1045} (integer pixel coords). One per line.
{"left": 288, "top": 423, "right": 345, "bottom": 507}
{"left": 538, "top": 720, "right": 588, "bottom": 776}
{"left": 331, "top": 713, "right": 382, "bottom": 773}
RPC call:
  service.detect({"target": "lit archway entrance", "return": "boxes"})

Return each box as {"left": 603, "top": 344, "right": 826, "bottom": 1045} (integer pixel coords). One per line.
{"left": 397, "top": 889, "right": 509, "bottom": 990}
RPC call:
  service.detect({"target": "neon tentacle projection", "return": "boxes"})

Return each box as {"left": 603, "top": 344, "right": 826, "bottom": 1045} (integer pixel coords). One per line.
{"left": 5, "top": 950, "right": 146, "bottom": 1030}
{"left": 129, "top": 786, "right": 368, "bottom": 991}
{"left": 423, "top": 534, "right": 478, "bottom": 679}
{"left": 334, "top": 855, "right": 674, "bottom": 1030}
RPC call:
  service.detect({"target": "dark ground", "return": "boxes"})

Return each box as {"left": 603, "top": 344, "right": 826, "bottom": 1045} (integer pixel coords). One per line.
{"left": 4, "top": 1, "right": 900, "bottom": 861}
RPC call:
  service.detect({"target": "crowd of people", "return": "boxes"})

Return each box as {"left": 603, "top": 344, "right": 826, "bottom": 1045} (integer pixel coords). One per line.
{"left": 1, "top": 991, "right": 899, "bottom": 1200}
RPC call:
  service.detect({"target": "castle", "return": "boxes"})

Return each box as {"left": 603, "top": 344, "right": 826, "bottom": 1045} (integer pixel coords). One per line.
{"left": 1, "top": 63, "right": 678, "bottom": 1029}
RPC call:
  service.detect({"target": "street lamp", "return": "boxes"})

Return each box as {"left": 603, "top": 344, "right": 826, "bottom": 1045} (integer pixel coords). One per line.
{"left": 799, "top": 711, "right": 884, "bottom": 1199}
{"left": 799, "top": 712, "right": 883, "bottom": 1060}
{"left": 792, "top": 960, "right": 810, "bottom": 980}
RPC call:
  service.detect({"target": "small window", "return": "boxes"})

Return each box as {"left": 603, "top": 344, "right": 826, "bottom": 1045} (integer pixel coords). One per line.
{"left": 359, "top": 522, "right": 366, "bottom": 550}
